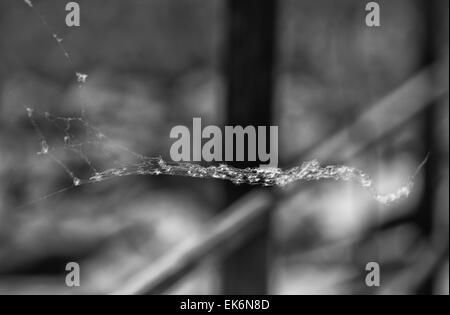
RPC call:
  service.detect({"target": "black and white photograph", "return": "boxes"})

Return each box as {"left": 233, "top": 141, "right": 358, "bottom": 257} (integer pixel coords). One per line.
{"left": 0, "top": 0, "right": 448, "bottom": 299}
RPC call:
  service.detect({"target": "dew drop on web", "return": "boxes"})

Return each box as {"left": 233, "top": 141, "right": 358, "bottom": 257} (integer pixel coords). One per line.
{"left": 38, "top": 140, "right": 49, "bottom": 155}
{"left": 52, "top": 33, "right": 63, "bottom": 43}
{"left": 76, "top": 72, "right": 88, "bottom": 83}
{"left": 73, "top": 177, "right": 81, "bottom": 186}
{"left": 26, "top": 107, "right": 34, "bottom": 117}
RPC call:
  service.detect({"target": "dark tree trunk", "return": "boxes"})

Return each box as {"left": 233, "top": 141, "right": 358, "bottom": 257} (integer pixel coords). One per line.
{"left": 222, "top": 0, "right": 277, "bottom": 294}
{"left": 414, "top": 0, "right": 447, "bottom": 294}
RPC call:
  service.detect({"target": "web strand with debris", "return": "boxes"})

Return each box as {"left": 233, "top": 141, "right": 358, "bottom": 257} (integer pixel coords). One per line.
{"left": 24, "top": 108, "right": 426, "bottom": 205}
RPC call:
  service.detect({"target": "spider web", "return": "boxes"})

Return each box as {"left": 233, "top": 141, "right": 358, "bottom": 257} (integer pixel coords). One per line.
{"left": 24, "top": 105, "right": 427, "bottom": 206}
{"left": 16, "top": 0, "right": 426, "bottom": 206}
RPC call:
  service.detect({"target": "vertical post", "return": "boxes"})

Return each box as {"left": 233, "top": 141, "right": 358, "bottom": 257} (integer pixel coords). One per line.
{"left": 415, "top": 0, "right": 444, "bottom": 243}
{"left": 222, "top": 0, "right": 277, "bottom": 294}
{"left": 414, "top": 0, "right": 446, "bottom": 294}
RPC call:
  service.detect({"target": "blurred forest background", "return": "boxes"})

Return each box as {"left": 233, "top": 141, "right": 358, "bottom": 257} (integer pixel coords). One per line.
{"left": 0, "top": 0, "right": 448, "bottom": 294}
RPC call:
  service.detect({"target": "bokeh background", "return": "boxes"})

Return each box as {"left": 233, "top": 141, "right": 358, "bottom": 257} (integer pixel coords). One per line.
{"left": 0, "top": 0, "right": 448, "bottom": 294}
